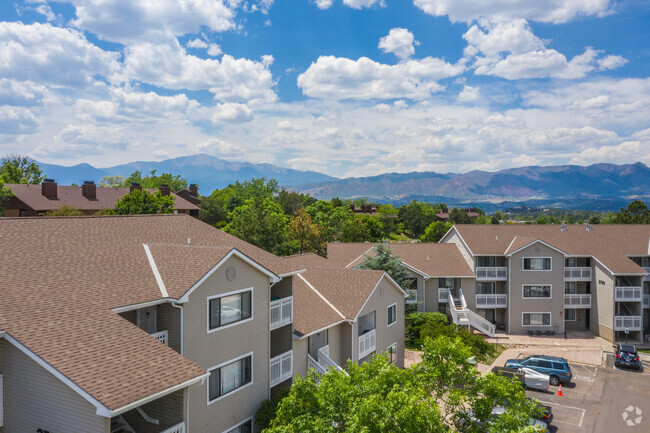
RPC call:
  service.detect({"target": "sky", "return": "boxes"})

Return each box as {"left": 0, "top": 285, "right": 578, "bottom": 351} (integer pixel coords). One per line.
{"left": 1, "top": 0, "right": 649, "bottom": 178}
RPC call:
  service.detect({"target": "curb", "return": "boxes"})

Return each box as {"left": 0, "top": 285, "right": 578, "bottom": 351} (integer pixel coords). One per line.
{"left": 639, "top": 352, "right": 650, "bottom": 362}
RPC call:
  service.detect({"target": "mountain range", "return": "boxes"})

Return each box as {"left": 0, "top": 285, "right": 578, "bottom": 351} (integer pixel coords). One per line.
{"left": 35, "top": 155, "right": 650, "bottom": 212}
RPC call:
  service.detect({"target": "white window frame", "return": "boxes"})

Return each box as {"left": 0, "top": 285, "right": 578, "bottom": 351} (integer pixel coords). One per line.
{"left": 207, "top": 287, "right": 254, "bottom": 333}
{"left": 387, "top": 303, "right": 397, "bottom": 327}
{"left": 522, "top": 284, "right": 552, "bottom": 299}
{"left": 387, "top": 343, "right": 397, "bottom": 364}
{"left": 522, "top": 312, "right": 552, "bottom": 327}
{"left": 565, "top": 309, "right": 577, "bottom": 321}
{"left": 522, "top": 257, "right": 552, "bottom": 271}
{"left": 207, "top": 352, "right": 254, "bottom": 404}
{"left": 222, "top": 416, "right": 254, "bottom": 433}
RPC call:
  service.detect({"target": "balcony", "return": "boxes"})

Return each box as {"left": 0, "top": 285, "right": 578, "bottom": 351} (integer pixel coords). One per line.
{"left": 643, "top": 294, "right": 649, "bottom": 309}
{"left": 475, "top": 267, "right": 507, "bottom": 281}
{"left": 438, "top": 288, "right": 449, "bottom": 303}
{"left": 564, "top": 267, "right": 592, "bottom": 281}
{"left": 614, "top": 315, "right": 642, "bottom": 331}
{"left": 564, "top": 294, "right": 591, "bottom": 308}
{"left": 358, "top": 329, "right": 376, "bottom": 359}
{"left": 476, "top": 294, "right": 507, "bottom": 308}
{"left": 615, "top": 286, "right": 643, "bottom": 302}
{"left": 161, "top": 422, "right": 186, "bottom": 433}
{"left": 643, "top": 267, "right": 650, "bottom": 282}
{"left": 270, "top": 350, "right": 293, "bottom": 387}
{"left": 151, "top": 330, "right": 168, "bottom": 345}
{"left": 270, "top": 296, "right": 293, "bottom": 330}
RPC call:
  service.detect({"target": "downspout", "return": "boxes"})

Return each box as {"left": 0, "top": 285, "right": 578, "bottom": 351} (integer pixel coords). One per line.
{"left": 171, "top": 303, "right": 184, "bottom": 356}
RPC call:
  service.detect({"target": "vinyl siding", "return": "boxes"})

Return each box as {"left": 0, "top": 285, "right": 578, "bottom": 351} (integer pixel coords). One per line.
{"left": 182, "top": 255, "right": 271, "bottom": 433}
{"left": 0, "top": 339, "right": 107, "bottom": 433}
{"left": 292, "top": 338, "right": 309, "bottom": 378}
{"left": 158, "top": 303, "right": 181, "bottom": 354}
{"left": 460, "top": 278, "right": 477, "bottom": 310}
{"left": 444, "top": 231, "right": 475, "bottom": 270}
{"left": 425, "top": 278, "right": 439, "bottom": 312}
{"left": 593, "top": 262, "right": 614, "bottom": 342}
{"left": 120, "top": 389, "right": 184, "bottom": 433}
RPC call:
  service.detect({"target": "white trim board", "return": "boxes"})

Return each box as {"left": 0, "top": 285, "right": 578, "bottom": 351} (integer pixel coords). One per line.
{"left": 143, "top": 243, "right": 169, "bottom": 298}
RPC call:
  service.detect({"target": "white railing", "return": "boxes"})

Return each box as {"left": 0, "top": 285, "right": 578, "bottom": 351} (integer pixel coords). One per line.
{"left": 406, "top": 289, "right": 417, "bottom": 304}
{"left": 476, "top": 267, "right": 507, "bottom": 281}
{"left": 643, "top": 267, "right": 650, "bottom": 282}
{"left": 644, "top": 294, "right": 649, "bottom": 309}
{"left": 564, "top": 267, "right": 592, "bottom": 281}
{"left": 270, "top": 296, "right": 293, "bottom": 330}
{"left": 358, "top": 329, "right": 376, "bottom": 359}
{"left": 151, "top": 330, "right": 168, "bottom": 346}
{"left": 160, "top": 422, "right": 185, "bottom": 433}
{"left": 476, "top": 294, "right": 507, "bottom": 308}
{"left": 270, "top": 350, "right": 293, "bottom": 387}
{"left": 615, "top": 286, "right": 642, "bottom": 302}
{"left": 466, "top": 309, "right": 496, "bottom": 337}
{"left": 438, "top": 288, "right": 449, "bottom": 302}
{"left": 459, "top": 288, "right": 468, "bottom": 310}
{"left": 564, "top": 294, "right": 591, "bottom": 308}
{"left": 614, "top": 316, "right": 642, "bottom": 331}
{"left": 307, "top": 354, "right": 326, "bottom": 382}
{"left": 318, "top": 349, "right": 345, "bottom": 373}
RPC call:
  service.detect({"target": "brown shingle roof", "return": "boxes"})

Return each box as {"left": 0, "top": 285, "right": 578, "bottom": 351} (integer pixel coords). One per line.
{"left": 0, "top": 214, "right": 298, "bottom": 412}
{"left": 282, "top": 253, "right": 332, "bottom": 268}
{"left": 4, "top": 183, "right": 198, "bottom": 211}
{"left": 452, "top": 224, "right": 650, "bottom": 274}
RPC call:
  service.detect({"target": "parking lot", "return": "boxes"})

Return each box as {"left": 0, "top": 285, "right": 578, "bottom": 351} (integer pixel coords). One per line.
{"left": 523, "top": 356, "right": 650, "bottom": 432}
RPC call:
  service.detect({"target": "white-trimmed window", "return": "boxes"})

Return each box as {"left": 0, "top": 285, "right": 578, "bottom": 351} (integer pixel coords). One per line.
{"left": 522, "top": 312, "right": 551, "bottom": 326}
{"left": 565, "top": 282, "right": 577, "bottom": 294}
{"left": 523, "top": 257, "right": 551, "bottom": 271}
{"left": 208, "top": 353, "right": 253, "bottom": 402}
{"left": 387, "top": 304, "right": 397, "bottom": 326}
{"left": 523, "top": 285, "right": 551, "bottom": 299}
{"left": 565, "top": 309, "right": 576, "bottom": 321}
{"left": 208, "top": 288, "right": 252, "bottom": 331}
{"left": 387, "top": 343, "right": 397, "bottom": 364}
{"left": 223, "top": 417, "right": 253, "bottom": 433}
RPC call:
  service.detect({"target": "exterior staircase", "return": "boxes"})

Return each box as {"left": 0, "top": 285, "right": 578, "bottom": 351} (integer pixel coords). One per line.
{"left": 446, "top": 289, "right": 496, "bottom": 337}
{"left": 110, "top": 416, "right": 135, "bottom": 433}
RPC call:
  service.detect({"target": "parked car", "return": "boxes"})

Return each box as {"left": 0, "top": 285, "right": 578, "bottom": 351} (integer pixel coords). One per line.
{"left": 491, "top": 366, "right": 550, "bottom": 391}
{"left": 504, "top": 355, "right": 572, "bottom": 386}
{"left": 527, "top": 397, "right": 553, "bottom": 425}
{"left": 615, "top": 344, "right": 641, "bottom": 370}
{"left": 457, "top": 407, "right": 550, "bottom": 432}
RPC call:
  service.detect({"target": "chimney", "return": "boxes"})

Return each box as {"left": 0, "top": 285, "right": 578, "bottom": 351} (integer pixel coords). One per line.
{"left": 81, "top": 180, "right": 96, "bottom": 200}
{"left": 130, "top": 182, "right": 142, "bottom": 193}
{"left": 41, "top": 179, "right": 57, "bottom": 199}
{"left": 159, "top": 184, "right": 170, "bottom": 196}
{"left": 189, "top": 183, "right": 198, "bottom": 197}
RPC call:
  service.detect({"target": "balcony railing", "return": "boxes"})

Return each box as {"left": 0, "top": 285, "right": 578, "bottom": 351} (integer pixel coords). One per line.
{"left": 643, "top": 267, "right": 650, "bottom": 282}
{"left": 270, "top": 350, "right": 293, "bottom": 387}
{"left": 564, "top": 294, "right": 591, "bottom": 308}
{"left": 150, "top": 330, "right": 168, "bottom": 346}
{"left": 406, "top": 289, "right": 417, "bottom": 304}
{"left": 475, "top": 267, "right": 507, "bottom": 281}
{"left": 160, "top": 422, "right": 185, "bottom": 433}
{"left": 614, "top": 316, "right": 642, "bottom": 331}
{"left": 438, "top": 288, "right": 449, "bottom": 303}
{"left": 643, "top": 294, "right": 649, "bottom": 309}
{"left": 476, "top": 294, "right": 507, "bottom": 308}
{"left": 615, "top": 286, "right": 642, "bottom": 302}
{"left": 358, "top": 329, "right": 376, "bottom": 359}
{"left": 564, "top": 267, "right": 592, "bottom": 281}
{"left": 270, "top": 296, "right": 293, "bottom": 330}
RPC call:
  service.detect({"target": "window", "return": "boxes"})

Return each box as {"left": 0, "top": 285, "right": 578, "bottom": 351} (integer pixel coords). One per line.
{"left": 523, "top": 285, "right": 551, "bottom": 298}
{"left": 387, "top": 343, "right": 397, "bottom": 364}
{"left": 566, "top": 257, "right": 577, "bottom": 267}
{"left": 523, "top": 257, "right": 551, "bottom": 271}
{"left": 387, "top": 304, "right": 396, "bottom": 326}
{"left": 522, "top": 313, "right": 551, "bottom": 326}
{"left": 224, "top": 418, "right": 253, "bottom": 433}
{"left": 477, "top": 282, "right": 496, "bottom": 295}
{"left": 537, "top": 360, "right": 552, "bottom": 369}
{"left": 208, "top": 289, "right": 252, "bottom": 330}
{"left": 565, "top": 282, "right": 577, "bottom": 294}
{"left": 439, "top": 278, "right": 453, "bottom": 289}
{"left": 208, "top": 354, "right": 252, "bottom": 402}
{"left": 565, "top": 309, "right": 576, "bottom": 321}
{"left": 405, "top": 278, "right": 417, "bottom": 304}
{"left": 477, "top": 256, "right": 496, "bottom": 267}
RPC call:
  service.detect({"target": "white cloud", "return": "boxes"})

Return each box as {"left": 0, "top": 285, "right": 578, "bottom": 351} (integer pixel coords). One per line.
{"left": 413, "top": 0, "right": 613, "bottom": 24}
{"left": 463, "top": 19, "right": 545, "bottom": 57}
{"left": 0, "top": 22, "right": 120, "bottom": 87}
{"left": 0, "top": 80, "right": 48, "bottom": 106}
{"left": 570, "top": 140, "right": 650, "bottom": 165}
{"left": 211, "top": 102, "right": 254, "bottom": 123}
{"left": 343, "top": 0, "right": 386, "bottom": 10}
{"left": 378, "top": 28, "right": 418, "bottom": 60}
{"left": 34, "top": 5, "right": 57, "bottom": 22}
{"left": 314, "top": 0, "right": 334, "bottom": 9}
{"left": 121, "top": 40, "right": 276, "bottom": 102}
{"left": 186, "top": 38, "right": 208, "bottom": 49}
{"left": 297, "top": 55, "right": 464, "bottom": 100}
{"left": 597, "top": 54, "right": 627, "bottom": 71}
{"left": 207, "top": 44, "right": 223, "bottom": 56}
{"left": 458, "top": 85, "right": 479, "bottom": 102}
{"left": 186, "top": 39, "right": 222, "bottom": 56}
{"left": 0, "top": 106, "right": 39, "bottom": 135}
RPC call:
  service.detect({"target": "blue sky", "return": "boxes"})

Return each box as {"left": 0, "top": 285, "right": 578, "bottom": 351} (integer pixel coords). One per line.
{"left": 1, "top": 0, "right": 649, "bottom": 177}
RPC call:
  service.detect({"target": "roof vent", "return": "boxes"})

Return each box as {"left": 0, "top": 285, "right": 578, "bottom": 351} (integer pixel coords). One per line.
{"left": 586, "top": 224, "right": 593, "bottom": 232}
{"left": 561, "top": 223, "right": 567, "bottom": 232}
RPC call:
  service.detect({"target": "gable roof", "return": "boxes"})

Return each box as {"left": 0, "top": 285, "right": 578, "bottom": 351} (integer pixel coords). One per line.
{"left": 4, "top": 183, "right": 198, "bottom": 212}
{"left": 0, "top": 214, "right": 301, "bottom": 414}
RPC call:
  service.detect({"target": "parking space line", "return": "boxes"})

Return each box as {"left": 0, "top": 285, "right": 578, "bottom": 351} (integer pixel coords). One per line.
{"left": 576, "top": 364, "right": 597, "bottom": 377}
{"left": 537, "top": 400, "right": 586, "bottom": 427}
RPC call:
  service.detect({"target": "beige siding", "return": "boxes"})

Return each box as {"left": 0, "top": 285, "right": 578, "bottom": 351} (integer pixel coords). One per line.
{"left": 121, "top": 390, "right": 184, "bottom": 433}
{"left": 182, "top": 255, "right": 271, "bottom": 433}
{"left": 158, "top": 303, "right": 181, "bottom": 354}
{"left": 508, "top": 244, "right": 566, "bottom": 334}
{"left": 355, "top": 278, "right": 406, "bottom": 368}
{"left": 593, "top": 262, "right": 614, "bottom": 342}
{"left": 0, "top": 340, "right": 107, "bottom": 433}
{"left": 443, "top": 231, "right": 475, "bottom": 270}
{"left": 425, "top": 278, "right": 439, "bottom": 312}
{"left": 292, "top": 337, "right": 309, "bottom": 378}
{"left": 119, "top": 309, "right": 137, "bottom": 326}
{"left": 460, "top": 278, "right": 477, "bottom": 310}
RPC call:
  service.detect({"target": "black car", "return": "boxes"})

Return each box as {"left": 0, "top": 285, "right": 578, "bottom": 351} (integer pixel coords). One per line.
{"left": 615, "top": 344, "right": 641, "bottom": 369}
{"left": 529, "top": 398, "right": 554, "bottom": 425}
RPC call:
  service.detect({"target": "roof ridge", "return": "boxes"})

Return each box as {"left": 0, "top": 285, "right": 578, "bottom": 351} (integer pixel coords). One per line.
{"left": 297, "top": 273, "right": 346, "bottom": 320}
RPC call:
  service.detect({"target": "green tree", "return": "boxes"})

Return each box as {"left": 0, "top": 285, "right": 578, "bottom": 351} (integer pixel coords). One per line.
{"left": 421, "top": 221, "right": 453, "bottom": 243}
{"left": 611, "top": 200, "right": 650, "bottom": 224}
{"left": 358, "top": 242, "right": 409, "bottom": 289}
{"left": 304, "top": 201, "right": 355, "bottom": 242}
{"left": 276, "top": 188, "right": 316, "bottom": 216}
{"left": 0, "top": 155, "right": 45, "bottom": 184}
{"left": 123, "top": 170, "right": 188, "bottom": 191}
{"left": 377, "top": 204, "right": 399, "bottom": 234}
{"left": 224, "top": 197, "right": 288, "bottom": 254}
{"left": 226, "top": 178, "right": 279, "bottom": 211}
{"left": 588, "top": 215, "right": 601, "bottom": 224}
{"left": 98, "top": 175, "right": 126, "bottom": 187}
{"left": 449, "top": 208, "right": 473, "bottom": 224}
{"left": 287, "top": 209, "right": 325, "bottom": 255}
{"left": 399, "top": 200, "right": 436, "bottom": 237}
{"left": 491, "top": 216, "right": 500, "bottom": 225}
{"left": 113, "top": 190, "right": 175, "bottom": 215}
{"left": 199, "top": 192, "right": 229, "bottom": 227}
{"left": 41, "top": 206, "right": 84, "bottom": 216}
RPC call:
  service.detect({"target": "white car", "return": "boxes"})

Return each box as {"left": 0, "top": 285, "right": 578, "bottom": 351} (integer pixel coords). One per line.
{"left": 519, "top": 367, "right": 550, "bottom": 392}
